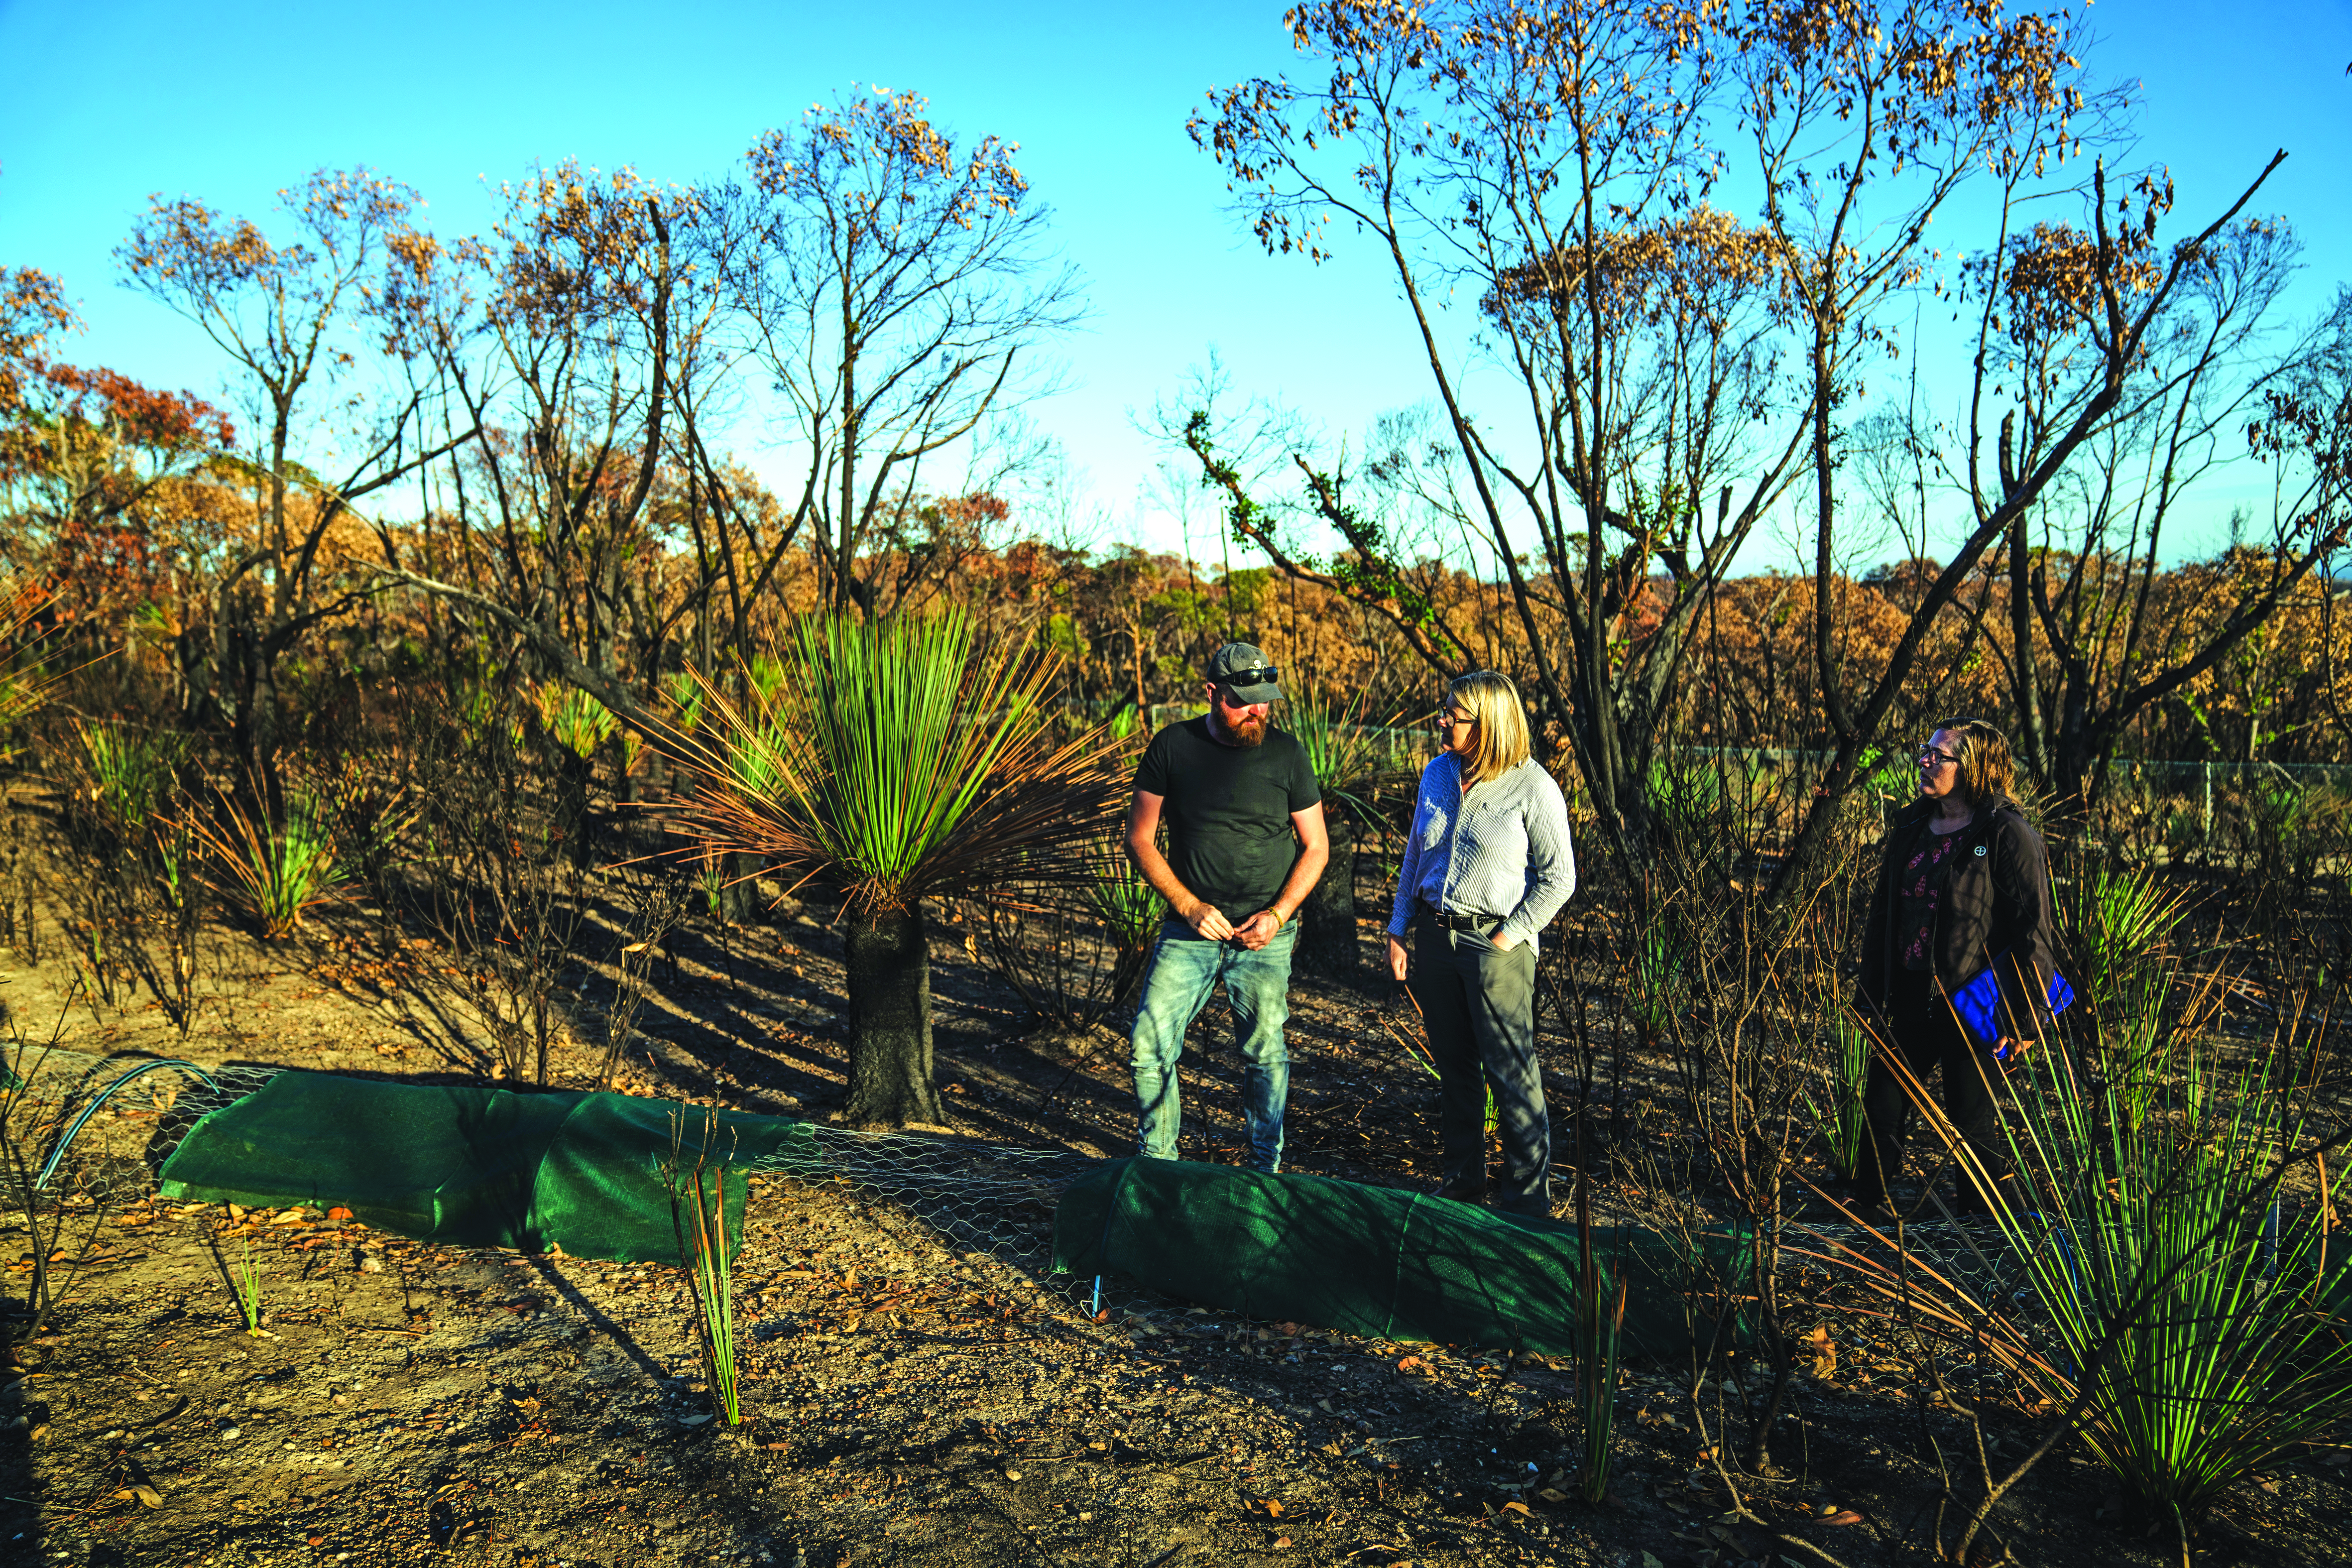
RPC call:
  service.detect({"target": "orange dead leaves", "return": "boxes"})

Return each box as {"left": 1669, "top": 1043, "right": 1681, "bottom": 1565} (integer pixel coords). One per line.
{"left": 0, "top": 331, "right": 237, "bottom": 633}
{"left": 0, "top": 266, "right": 80, "bottom": 414}
{"left": 1489, "top": 205, "right": 1797, "bottom": 334}
{"left": 30, "top": 363, "right": 235, "bottom": 454}
{"left": 748, "top": 89, "right": 1028, "bottom": 235}
{"left": 1989, "top": 220, "right": 2161, "bottom": 341}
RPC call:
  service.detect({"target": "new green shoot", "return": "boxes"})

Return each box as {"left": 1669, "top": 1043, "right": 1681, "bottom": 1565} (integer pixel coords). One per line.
{"left": 233, "top": 1233, "right": 264, "bottom": 1336}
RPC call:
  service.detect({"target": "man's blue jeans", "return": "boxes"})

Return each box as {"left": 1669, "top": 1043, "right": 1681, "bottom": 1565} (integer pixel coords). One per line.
{"left": 1129, "top": 918, "right": 1297, "bottom": 1172}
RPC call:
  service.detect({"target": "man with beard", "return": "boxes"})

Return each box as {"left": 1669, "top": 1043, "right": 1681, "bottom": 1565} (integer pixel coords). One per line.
{"left": 1123, "top": 643, "right": 1328, "bottom": 1172}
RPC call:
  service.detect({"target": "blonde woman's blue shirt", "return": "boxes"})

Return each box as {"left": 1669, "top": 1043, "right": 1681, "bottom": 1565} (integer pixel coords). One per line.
{"left": 1387, "top": 755, "right": 1577, "bottom": 953}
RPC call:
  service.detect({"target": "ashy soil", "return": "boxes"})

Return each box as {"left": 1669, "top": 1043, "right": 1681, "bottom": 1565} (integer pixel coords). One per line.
{"left": 2, "top": 844, "right": 2347, "bottom": 1568}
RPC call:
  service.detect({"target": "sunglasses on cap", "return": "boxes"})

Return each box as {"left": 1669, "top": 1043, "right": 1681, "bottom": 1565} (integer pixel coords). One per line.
{"left": 1216, "top": 664, "right": 1279, "bottom": 687}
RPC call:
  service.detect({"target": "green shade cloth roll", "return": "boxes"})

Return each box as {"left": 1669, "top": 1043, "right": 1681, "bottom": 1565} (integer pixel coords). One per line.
{"left": 156, "top": 1072, "right": 816, "bottom": 1263}
{"left": 1053, "top": 1157, "right": 1749, "bottom": 1360}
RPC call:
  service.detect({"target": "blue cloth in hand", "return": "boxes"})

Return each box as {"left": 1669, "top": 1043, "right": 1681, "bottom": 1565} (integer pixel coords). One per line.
{"left": 1949, "top": 951, "right": 2074, "bottom": 1060}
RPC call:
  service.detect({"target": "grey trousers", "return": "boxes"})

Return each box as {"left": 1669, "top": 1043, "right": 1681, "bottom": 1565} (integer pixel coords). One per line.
{"left": 1410, "top": 919, "right": 1549, "bottom": 1209}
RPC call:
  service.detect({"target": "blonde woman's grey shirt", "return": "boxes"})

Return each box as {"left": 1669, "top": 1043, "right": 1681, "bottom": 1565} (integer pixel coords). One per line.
{"left": 1387, "top": 755, "right": 1577, "bottom": 953}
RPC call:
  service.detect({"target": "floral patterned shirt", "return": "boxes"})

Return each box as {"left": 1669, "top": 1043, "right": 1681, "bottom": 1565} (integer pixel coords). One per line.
{"left": 1897, "top": 820, "right": 1968, "bottom": 970}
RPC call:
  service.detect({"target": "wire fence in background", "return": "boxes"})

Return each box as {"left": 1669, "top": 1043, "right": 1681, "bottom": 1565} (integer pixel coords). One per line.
{"left": 1082, "top": 701, "right": 2350, "bottom": 816}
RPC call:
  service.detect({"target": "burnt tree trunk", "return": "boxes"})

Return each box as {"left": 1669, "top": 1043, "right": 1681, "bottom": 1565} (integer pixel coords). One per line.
{"left": 1297, "top": 813, "right": 1360, "bottom": 982}
{"left": 842, "top": 904, "right": 942, "bottom": 1127}
{"left": 715, "top": 852, "right": 766, "bottom": 926}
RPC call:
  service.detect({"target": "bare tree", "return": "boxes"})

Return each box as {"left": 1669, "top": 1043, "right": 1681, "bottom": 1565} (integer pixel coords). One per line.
{"left": 428, "top": 167, "right": 737, "bottom": 698}
{"left": 1763, "top": 147, "right": 2302, "bottom": 897}
{"left": 735, "top": 89, "right": 1085, "bottom": 619}
{"left": 117, "top": 169, "right": 477, "bottom": 806}
{"left": 1975, "top": 217, "right": 2352, "bottom": 808}
{"left": 1183, "top": 0, "right": 1836, "bottom": 866}
{"left": 662, "top": 202, "right": 808, "bottom": 668}
{"left": 1732, "top": 0, "right": 2090, "bottom": 752}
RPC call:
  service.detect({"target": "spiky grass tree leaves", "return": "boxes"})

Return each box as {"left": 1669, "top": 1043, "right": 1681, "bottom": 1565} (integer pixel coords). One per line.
{"left": 672, "top": 611, "right": 1130, "bottom": 1128}
{"left": 1809, "top": 1015, "right": 1873, "bottom": 1179}
{"left": 2000, "top": 1048, "right": 2352, "bottom": 1547}
{"left": 1883, "top": 1033, "right": 2352, "bottom": 1560}
{"left": 1080, "top": 833, "right": 1164, "bottom": 1010}
{"left": 1278, "top": 691, "right": 1404, "bottom": 981}
{"left": 2064, "top": 863, "right": 2198, "bottom": 1124}
{"left": 188, "top": 782, "right": 347, "bottom": 939}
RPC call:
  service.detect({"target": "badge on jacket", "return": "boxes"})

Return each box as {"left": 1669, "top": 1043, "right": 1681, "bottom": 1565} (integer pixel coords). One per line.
{"left": 1974, "top": 846, "right": 1987, "bottom": 855}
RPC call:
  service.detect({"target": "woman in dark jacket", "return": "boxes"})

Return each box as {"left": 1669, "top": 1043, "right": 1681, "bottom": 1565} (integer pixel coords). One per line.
{"left": 1853, "top": 717, "right": 2057, "bottom": 1216}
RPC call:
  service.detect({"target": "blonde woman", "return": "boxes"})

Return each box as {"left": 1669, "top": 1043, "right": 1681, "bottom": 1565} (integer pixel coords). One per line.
{"left": 1385, "top": 671, "right": 1577, "bottom": 1217}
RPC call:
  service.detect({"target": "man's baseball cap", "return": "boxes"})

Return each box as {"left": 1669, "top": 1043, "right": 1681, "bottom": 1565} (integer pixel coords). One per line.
{"left": 1206, "top": 643, "right": 1283, "bottom": 704}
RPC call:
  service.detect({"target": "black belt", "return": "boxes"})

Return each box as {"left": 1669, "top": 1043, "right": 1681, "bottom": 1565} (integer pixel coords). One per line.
{"left": 1425, "top": 907, "right": 1499, "bottom": 933}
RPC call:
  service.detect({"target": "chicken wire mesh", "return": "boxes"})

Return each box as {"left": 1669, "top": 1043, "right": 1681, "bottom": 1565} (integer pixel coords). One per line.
{"left": 8, "top": 1048, "right": 274, "bottom": 1201}
{"left": 763, "top": 1125, "right": 1098, "bottom": 1269}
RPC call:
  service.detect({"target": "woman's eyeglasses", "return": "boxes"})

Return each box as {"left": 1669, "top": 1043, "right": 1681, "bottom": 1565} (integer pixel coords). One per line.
{"left": 1434, "top": 708, "right": 1477, "bottom": 729}
{"left": 1917, "top": 745, "right": 1960, "bottom": 767}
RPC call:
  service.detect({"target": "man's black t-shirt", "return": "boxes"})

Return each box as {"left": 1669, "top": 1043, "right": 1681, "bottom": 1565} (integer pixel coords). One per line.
{"left": 1135, "top": 717, "right": 1321, "bottom": 920}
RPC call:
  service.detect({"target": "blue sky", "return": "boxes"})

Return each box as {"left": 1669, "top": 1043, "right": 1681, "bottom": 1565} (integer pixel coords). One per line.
{"left": 2, "top": 0, "right": 2348, "bottom": 563}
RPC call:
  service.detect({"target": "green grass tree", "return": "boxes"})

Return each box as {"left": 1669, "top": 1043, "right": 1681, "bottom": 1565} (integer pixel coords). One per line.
{"left": 672, "top": 611, "right": 1128, "bottom": 1127}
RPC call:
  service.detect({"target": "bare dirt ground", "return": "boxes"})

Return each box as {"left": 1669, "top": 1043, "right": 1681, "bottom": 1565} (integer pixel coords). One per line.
{"left": 3, "top": 839, "right": 2347, "bottom": 1568}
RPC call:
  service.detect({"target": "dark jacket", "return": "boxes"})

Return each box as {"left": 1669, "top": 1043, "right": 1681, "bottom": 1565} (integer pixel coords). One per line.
{"left": 1858, "top": 792, "right": 2059, "bottom": 1039}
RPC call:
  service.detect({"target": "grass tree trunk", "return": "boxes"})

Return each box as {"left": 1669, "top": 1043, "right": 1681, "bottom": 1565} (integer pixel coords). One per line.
{"left": 553, "top": 750, "right": 595, "bottom": 870}
{"left": 842, "top": 905, "right": 943, "bottom": 1127}
{"left": 716, "top": 852, "right": 765, "bottom": 926}
{"left": 1297, "top": 814, "right": 1359, "bottom": 982}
